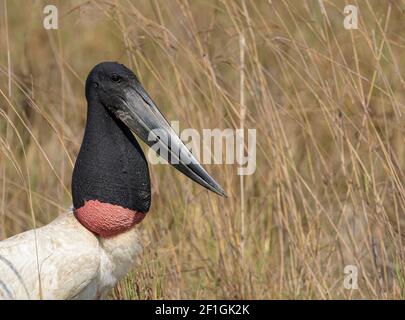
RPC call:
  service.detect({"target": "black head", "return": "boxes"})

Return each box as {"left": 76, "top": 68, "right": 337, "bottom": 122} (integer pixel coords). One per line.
{"left": 75, "top": 61, "right": 226, "bottom": 210}
{"left": 85, "top": 62, "right": 138, "bottom": 105}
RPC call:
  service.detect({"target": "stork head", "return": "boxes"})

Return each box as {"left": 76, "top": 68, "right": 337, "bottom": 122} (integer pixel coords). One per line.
{"left": 73, "top": 62, "right": 226, "bottom": 237}
{"left": 85, "top": 62, "right": 226, "bottom": 197}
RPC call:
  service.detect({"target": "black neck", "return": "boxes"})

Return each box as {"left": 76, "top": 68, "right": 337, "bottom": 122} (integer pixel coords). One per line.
{"left": 72, "top": 99, "right": 151, "bottom": 212}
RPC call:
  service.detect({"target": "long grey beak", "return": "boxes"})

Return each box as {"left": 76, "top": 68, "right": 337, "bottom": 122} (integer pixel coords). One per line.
{"left": 113, "top": 80, "right": 227, "bottom": 197}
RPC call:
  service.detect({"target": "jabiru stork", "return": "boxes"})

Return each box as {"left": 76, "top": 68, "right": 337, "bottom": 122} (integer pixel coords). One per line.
{"left": 0, "top": 62, "right": 226, "bottom": 299}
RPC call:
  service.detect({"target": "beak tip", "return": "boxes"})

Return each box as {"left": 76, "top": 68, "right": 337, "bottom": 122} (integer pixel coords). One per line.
{"left": 214, "top": 186, "right": 227, "bottom": 198}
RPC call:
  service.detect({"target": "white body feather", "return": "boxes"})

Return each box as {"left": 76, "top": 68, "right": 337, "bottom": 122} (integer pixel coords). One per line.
{"left": 0, "top": 212, "right": 142, "bottom": 300}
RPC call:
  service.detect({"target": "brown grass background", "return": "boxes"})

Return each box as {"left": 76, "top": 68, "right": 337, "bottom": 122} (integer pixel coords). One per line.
{"left": 0, "top": 0, "right": 405, "bottom": 299}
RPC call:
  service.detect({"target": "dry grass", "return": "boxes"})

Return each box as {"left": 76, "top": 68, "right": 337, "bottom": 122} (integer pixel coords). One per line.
{"left": 1, "top": 0, "right": 405, "bottom": 299}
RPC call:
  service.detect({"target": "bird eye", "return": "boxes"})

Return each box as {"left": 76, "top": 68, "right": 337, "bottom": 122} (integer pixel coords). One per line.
{"left": 111, "top": 73, "right": 121, "bottom": 83}
{"left": 92, "top": 82, "right": 99, "bottom": 89}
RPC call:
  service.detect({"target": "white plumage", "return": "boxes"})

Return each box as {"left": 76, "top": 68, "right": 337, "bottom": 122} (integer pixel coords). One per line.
{"left": 0, "top": 212, "right": 142, "bottom": 300}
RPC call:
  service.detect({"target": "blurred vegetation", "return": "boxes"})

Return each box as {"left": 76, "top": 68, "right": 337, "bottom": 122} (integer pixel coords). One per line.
{"left": 0, "top": 0, "right": 405, "bottom": 299}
